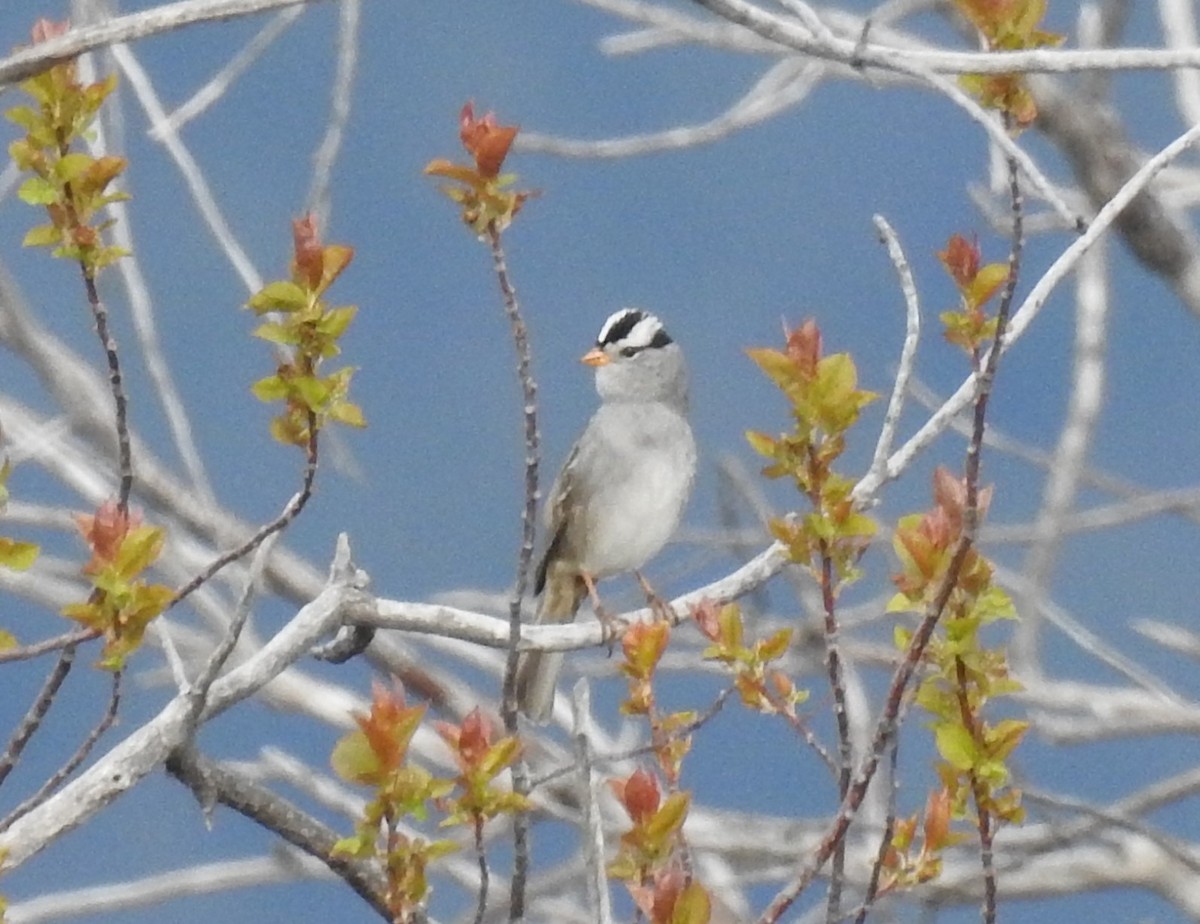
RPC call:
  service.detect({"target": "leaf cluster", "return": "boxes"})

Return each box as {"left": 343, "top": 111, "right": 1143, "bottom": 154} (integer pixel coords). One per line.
{"left": 331, "top": 681, "right": 458, "bottom": 921}
{"left": 746, "top": 319, "right": 878, "bottom": 587}
{"left": 952, "top": 0, "right": 1063, "bottom": 128}
{"left": 6, "top": 19, "right": 129, "bottom": 275}
{"left": 247, "top": 215, "right": 365, "bottom": 446}
{"left": 425, "top": 102, "right": 532, "bottom": 236}
{"left": 890, "top": 467, "right": 1027, "bottom": 833}
{"left": 618, "top": 619, "right": 699, "bottom": 783}
{"left": 937, "top": 234, "right": 1010, "bottom": 354}
{"left": 61, "top": 500, "right": 173, "bottom": 670}
{"left": 433, "top": 708, "right": 529, "bottom": 827}
{"left": 0, "top": 461, "right": 39, "bottom": 578}
{"left": 880, "top": 787, "right": 967, "bottom": 891}
{"left": 693, "top": 601, "right": 807, "bottom": 717}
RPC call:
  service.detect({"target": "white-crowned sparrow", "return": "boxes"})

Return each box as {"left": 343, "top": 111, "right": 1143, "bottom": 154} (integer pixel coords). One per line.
{"left": 516, "top": 308, "right": 696, "bottom": 722}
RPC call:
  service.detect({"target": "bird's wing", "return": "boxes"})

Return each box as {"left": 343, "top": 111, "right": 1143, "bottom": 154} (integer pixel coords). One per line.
{"left": 534, "top": 438, "right": 583, "bottom": 597}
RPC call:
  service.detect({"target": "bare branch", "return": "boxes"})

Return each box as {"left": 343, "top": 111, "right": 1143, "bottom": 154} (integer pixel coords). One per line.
{"left": 0, "top": 0, "right": 331, "bottom": 87}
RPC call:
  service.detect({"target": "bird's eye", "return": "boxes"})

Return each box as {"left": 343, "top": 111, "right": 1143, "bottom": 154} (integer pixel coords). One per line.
{"left": 621, "top": 346, "right": 639, "bottom": 358}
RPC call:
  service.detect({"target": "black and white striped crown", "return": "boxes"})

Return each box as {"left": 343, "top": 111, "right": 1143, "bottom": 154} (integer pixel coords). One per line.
{"left": 596, "top": 308, "right": 672, "bottom": 351}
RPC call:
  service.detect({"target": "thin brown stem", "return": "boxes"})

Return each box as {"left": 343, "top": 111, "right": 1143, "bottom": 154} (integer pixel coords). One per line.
{"left": 0, "top": 645, "right": 76, "bottom": 789}
{"left": 0, "top": 669, "right": 122, "bottom": 832}
{"left": 757, "top": 531, "right": 976, "bottom": 923}
{"left": 855, "top": 737, "right": 902, "bottom": 924}
{"left": 0, "top": 628, "right": 98, "bottom": 664}
{"left": 531, "top": 687, "right": 733, "bottom": 791}
{"left": 80, "top": 268, "right": 134, "bottom": 513}
{"left": 763, "top": 684, "right": 839, "bottom": 781}
{"left": 484, "top": 224, "right": 538, "bottom": 922}
{"left": 818, "top": 543, "right": 851, "bottom": 923}
{"left": 472, "top": 813, "right": 489, "bottom": 924}
{"left": 950, "top": 650, "right": 997, "bottom": 924}
{"left": 168, "top": 423, "right": 318, "bottom": 611}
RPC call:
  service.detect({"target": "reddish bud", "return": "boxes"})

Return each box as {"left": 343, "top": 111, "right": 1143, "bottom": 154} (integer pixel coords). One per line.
{"left": 613, "top": 768, "right": 661, "bottom": 823}
{"left": 75, "top": 499, "right": 139, "bottom": 573}
{"left": 690, "top": 599, "right": 721, "bottom": 642}
{"left": 459, "top": 101, "right": 518, "bottom": 178}
{"left": 650, "top": 865, "right": 685, "bottom": 922}
{"left": 938, "top": 234, "right": 980, "bottom": 289}
{"left": 457, "top": 707, "right": 491, "bottom": 767}
{"left": 784, "top": 318, "right": 821, "bottom": 379}
{"left": 291, "top": 214, "right": 324, "bottom": 289}
{"left": 923, "top": 787, "right": 953, "bottom": 850}
{"left": 932, "top": 466, "right": 992, "bottom": 535}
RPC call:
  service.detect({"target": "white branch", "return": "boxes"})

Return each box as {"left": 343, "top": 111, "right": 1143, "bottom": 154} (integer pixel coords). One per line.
{"left": 854, "top": 116, "right": 1200, "bottom": 504}
{"left": 0, "top": 537, "right": 359, "bottom": 871}
{"left": 0, "top": 0, "right": 330, "bottom": 87}
{"left": 690, "top": 0, "right": 1200, "bottom": 75}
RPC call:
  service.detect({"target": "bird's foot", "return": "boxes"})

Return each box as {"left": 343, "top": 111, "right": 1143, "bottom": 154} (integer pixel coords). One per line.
{"left": 582, "top": 572, "right": 626, "bottom": 655}
{"left": 635, "top": 571, "right": 676, "bottom": 623}
{"left": 595, "top": 603, "right": 628, "bottom": 656}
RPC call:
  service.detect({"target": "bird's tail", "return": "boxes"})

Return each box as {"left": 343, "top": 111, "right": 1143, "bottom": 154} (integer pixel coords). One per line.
{"left": 516, "top": 569, "right": 584, "bottom": 723}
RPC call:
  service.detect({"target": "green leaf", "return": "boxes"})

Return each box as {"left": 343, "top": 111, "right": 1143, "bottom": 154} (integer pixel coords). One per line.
{"left": 251, "top": 374, "right": 289, "bottom": 402}
{"left": 0, "top": 538, "right": 39, "bottom": 571}
{"left": 0, "top": 629, "right": 16, "bottom": 650}
{"left": 935, "top": 723, "right": 978, "bottom": 772}
{"left": 330, "top": 730, "right": 381, "bottom": 784}
{"left": 967, "top": 262, "right": 1009, "bottom": 309}
{"left": 252, "top": 322, "right": 299, "bottom": 345}
{"left": 646, "top": 791, "right": 690, "bottom": 842}
{"left": 18, "top": 176, "right": 58, "bottom": 206}
{"left": 744, "top": 429, "right": 778, "bottom": 459}
{"left": 55, "top": 152, "right": 94, "bottom": 182}
{"left": 114, "top": 525, "right": 164, "bottom": 579}
{"left": 320, "top": 304, "right": 357, "bottom": 340}
{"left": 746, "top": 347, "right": 798, "bottom": 393}
{"left": 329, "top": 400, "right": 366, "bottom": 428}
{"left": 246, "top": 280, "right": 309, "bottom": 314}
{"left": 293, "top": 375, "right": 330, "bottom": 412}
{"left": 5, "top": 105, "right": 41, "bottom": 132}
{"left": 331, "top": 831, "right": 376, "bottom": 858}
{"left": 757, "top": 628, "right": 793, "bottom": 662}
{"left": 672, "top": 881, "right": 713, "bottom": 924}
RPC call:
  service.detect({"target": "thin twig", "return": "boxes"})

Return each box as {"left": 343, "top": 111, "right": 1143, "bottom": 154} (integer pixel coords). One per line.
{"left": 967, "top": 111, "right": 1027, "bottom": 924}
{"left": 150, "top": 7, "right": 305, "bottom": 138}
{"left": 81, "top": 44, "right": 216, "bottom": 507}
{"left": 185, "top": 526, "right": 282, "bottom": 723}
{"left": 0, "top": 0, "right": 332, "bottom": 87}
{"left": 854, "top": 737, "right": 901, "bottom": 924}
{"left": 80, "top": 273, "right": 133, "bottom": 512}
{"left": 168, "top": 426, "right": 318, "bottom": 611}
{"left": 855, "top": 115, "right": 1200, "bottom": 505}
{"left": 758, "top": 170, "right": 1023, "bottom": 917}
{"left": 0, "top": 628, "right": 97, "bottom": 664}
{"left": 818, "top": 547, "right": 850, "bottom": 924}
{"left": 485, "top": 224, "right": 538, "bottom": 922}
{"left": 305, "top": 0, "right": 360, "bottom": 228}
{"left": 471, "top": 814, "right": 489, "bottom": 924}
{"left": 0, "top": 669, "right": 122, "bottom": 833}
{"left": 867, "top": 215, "right": 920, "bottom": 485}
{"left": 0, "top": 646, "right": 76, "bottom": 789}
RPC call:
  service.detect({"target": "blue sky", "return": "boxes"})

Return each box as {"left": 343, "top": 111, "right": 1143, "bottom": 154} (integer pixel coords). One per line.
{"left": 2, "top": 1, "right": 1199, "bottom": 922}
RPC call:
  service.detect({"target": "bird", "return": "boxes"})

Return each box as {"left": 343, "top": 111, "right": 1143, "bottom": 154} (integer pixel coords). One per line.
{"left": 516, "top": 308, "right": 696, "bottom": 723}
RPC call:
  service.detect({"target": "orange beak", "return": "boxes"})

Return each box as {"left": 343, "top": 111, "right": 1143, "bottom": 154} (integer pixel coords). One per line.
{"left": 581, "top": 347, "right": 610, "bottom": 367}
